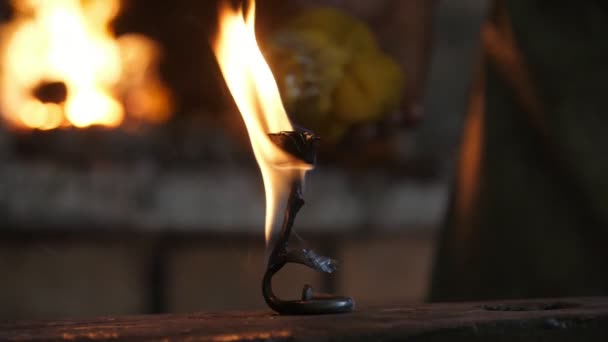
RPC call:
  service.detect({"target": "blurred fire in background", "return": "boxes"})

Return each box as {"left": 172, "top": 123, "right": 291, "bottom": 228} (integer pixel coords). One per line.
{"left": 0, "top": 0, "right": 171, "bottom": 130}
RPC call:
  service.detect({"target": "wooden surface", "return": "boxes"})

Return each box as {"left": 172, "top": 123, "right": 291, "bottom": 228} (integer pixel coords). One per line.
{"left": 1, "top": 297, "right": 607, "bottom": 341}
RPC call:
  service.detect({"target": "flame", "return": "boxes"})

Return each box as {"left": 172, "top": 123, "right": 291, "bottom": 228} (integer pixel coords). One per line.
{"left": 0, "top": 0, "right": 171, "bottom": 130}
{"left": 213, "top": 0, "right": 312, "bottom": 243}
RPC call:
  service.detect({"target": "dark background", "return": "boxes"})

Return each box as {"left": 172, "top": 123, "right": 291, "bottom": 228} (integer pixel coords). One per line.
{"left": 0, "top": 0, "right": 488, "bottom": 319}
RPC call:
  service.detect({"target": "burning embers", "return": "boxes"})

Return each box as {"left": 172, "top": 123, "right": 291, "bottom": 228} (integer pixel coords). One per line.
{"left": 213, "top": 0, "right": 354, "bottom": 314}
{"left": 0, "top": 0, "right": 171, "bottom": 130}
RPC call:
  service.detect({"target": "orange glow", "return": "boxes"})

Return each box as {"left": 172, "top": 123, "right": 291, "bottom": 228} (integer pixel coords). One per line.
{"left": 0, "top": 0, "right": 171, "bottom": 130}
{"left": 213, "top": 0, "right": 312, "bottom": 243}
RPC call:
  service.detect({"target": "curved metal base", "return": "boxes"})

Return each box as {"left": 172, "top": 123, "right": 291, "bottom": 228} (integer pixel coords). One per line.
{"left": 263, "top": 263, "right": 355, "bottom": 315}
{"left": 266, "top": 297, "right": 355, "bottom": 315}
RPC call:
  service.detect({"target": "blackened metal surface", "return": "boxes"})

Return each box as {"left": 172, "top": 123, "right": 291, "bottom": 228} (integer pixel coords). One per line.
{"left": 1, "top": 297, "right": 607, "bottom": 341}
{"left": 262, "top": 129, "right": 353, "bottom": 315}
{"left": 261, "top": 182, "right": 354, "bottom": 315}
{"left": 268, "top": 130, "right": 318, "bottom": 164}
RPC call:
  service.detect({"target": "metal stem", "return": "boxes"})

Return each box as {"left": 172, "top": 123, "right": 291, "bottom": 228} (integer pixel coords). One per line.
{"left": 261, "top": 131, "right": 354, "bottom": 315}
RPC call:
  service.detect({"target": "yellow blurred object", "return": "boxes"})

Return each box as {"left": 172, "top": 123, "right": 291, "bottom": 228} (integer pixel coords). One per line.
{"left": 265, "top": 7, "right": 405, "bottom": 142}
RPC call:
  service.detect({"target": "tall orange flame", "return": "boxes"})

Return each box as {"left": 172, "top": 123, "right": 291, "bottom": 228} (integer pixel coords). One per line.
{"left": 213, "top": 0, "right": 312, "bottom": 243}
